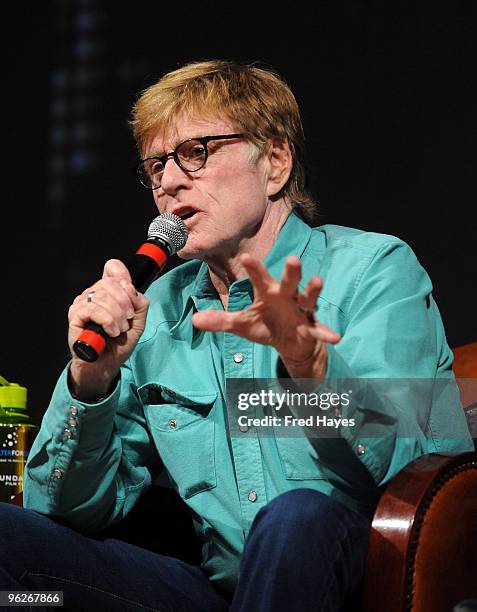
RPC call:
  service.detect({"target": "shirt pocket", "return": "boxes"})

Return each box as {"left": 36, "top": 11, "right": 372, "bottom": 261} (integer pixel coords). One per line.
{"left": 275, "top": 435, "right": 325, "bottom": 480}
{"left": 140, "top": 385, "right": 217, "bottom": 499}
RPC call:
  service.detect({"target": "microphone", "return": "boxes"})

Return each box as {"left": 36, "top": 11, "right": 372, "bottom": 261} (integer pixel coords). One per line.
{"left": 73, "top": 212, "right": 188, "bottom": 362}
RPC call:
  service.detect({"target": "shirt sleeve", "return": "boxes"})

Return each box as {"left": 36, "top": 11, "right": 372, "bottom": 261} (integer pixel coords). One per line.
{"left": 23, "top": 360, "right": 162, "bottom": 534}
{"left": 278, "top": 238, "right": 473, "bottom": 494}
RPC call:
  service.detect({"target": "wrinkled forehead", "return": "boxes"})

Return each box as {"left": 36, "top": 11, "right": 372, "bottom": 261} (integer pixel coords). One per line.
{"left": 143, "top": 111, "right": 237, "bottom": 157}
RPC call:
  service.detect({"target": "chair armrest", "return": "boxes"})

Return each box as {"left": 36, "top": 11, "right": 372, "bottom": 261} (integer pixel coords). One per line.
{"left": 362, "top": 452, "right": 477, "bottom": 612}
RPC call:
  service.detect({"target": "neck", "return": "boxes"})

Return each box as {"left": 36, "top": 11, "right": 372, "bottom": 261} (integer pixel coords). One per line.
{"left": 206, "top": 201, "right": 291, "bottom": 309}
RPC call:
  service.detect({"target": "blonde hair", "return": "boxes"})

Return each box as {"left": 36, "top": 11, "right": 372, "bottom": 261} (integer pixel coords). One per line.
{"left": 130, "top": 60, "right": 317, "bottom": 224}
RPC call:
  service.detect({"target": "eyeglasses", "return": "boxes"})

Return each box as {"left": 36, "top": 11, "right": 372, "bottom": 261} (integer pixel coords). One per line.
{"left": 135, "top": 133, "right": 244, "bottom": 190}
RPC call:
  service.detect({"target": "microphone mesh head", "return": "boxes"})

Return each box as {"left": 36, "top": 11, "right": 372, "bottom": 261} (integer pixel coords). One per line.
{"left": 147, "top": 213, "right": 189, "bottom": 253}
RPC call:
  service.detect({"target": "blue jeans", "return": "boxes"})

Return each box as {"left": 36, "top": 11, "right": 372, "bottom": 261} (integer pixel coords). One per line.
{"left": 0, "top": 489, "right": 370, "bottom": 611}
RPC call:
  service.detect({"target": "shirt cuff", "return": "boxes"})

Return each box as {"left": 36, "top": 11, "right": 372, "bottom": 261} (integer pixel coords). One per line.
{"left": 43, "top": 364, "right": 122, "bottom": 455}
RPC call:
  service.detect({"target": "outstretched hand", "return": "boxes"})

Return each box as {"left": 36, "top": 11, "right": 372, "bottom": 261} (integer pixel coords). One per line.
{"left": 192, "top": 254, "right": 340, "bottom": 380}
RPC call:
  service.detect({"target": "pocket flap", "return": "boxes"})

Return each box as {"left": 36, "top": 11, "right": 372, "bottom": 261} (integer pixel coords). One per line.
{"left": 139, "top": 383, "right": 217, "bottom": 407}
{"left": 140, "top": 384, "right": 218, "bottom": 430}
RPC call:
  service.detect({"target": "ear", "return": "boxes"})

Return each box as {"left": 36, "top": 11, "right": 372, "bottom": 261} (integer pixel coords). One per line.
{"left": 266, "top": 137, "right": 293, "bottom": 199}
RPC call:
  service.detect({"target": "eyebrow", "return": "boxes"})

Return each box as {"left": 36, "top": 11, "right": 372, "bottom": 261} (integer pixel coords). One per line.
{"left": 147, "top": 149, "right": 167, "bottom": 159}
{"left": 147, "top": 135, "right": 203, "bottom": 159}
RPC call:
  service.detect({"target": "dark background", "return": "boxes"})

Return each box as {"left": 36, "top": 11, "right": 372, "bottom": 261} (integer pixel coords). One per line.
{"left": 3, "top": 1, "right": 476, "bottom": 422}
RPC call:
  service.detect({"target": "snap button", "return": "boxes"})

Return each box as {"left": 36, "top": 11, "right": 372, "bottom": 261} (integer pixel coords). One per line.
{"left": 67, "top": 416, "right": 78, "bottom": 427}
{"left": 169, "top": 419, "right": 177, "bottom": 429}
{"left": 63, "top": 428, "right": 73, "bottom": 440}
{"left": 233, "top": 352, "right": 244, "bottom": 363}
{"left": 248, "top": 490, "right": 258, "bottom": 502}
{"left": 69, "top": 406, "right": 78, "bottom": 416}
{"left": 357, "top": 443, "right": 366, "bottom": 456}
{"left": 239, "top": 424, "right": 249, "bottom": 433}
{"left": 52, "top": 468, "right": 63, "bottom": 479}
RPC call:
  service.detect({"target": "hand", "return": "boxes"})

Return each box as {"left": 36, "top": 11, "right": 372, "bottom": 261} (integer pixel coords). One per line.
{"left": 68, "top": 259, "right": 149, "bottom": 400}
{"left": 192, "top": 254, "right": 340, "bottom": 380}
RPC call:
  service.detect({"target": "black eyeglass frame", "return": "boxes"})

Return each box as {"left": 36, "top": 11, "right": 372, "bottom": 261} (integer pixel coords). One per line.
{"left": 134, "top": 133, "right": 245, "bottom": 190}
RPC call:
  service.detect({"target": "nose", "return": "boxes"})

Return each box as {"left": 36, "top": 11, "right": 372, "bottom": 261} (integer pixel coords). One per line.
{"left": 160, "top": 154, "right": 191, "bottom": 195}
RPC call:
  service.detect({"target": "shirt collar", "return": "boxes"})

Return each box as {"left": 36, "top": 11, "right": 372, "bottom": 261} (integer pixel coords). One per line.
{"left": 170, "top": 262, "right": 218, "bottom": 342}
{"left": 262, "top": 211, "right": 312, "bottom": 283}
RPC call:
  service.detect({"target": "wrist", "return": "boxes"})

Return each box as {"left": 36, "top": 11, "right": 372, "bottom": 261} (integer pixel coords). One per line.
{"left": 280, "top": 342, "right": 328, "bottom": 382}
{"left": 68, "top": 363, "right": 119, "bottom": 403}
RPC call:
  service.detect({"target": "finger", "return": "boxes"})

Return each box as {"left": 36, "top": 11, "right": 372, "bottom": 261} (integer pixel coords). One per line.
{"left": 113, "top": 280, "right": 149, "bottom": 321}
{"left": 72, "top": 275, "right": 148, "bottom": 334}
{"left": 82, "top": 288, "right": 133, "bottom": 333}
{"left": 69, "top": 301, "right": 123, "bottom": 338}
{"left": 192, "top": 310, "right": 240, "bottom": 333}
{"left": 103, "top": 259, "right": 132, "bottom": 283}
{"left": 74, "top": 279, "right": 135, "bottom": 325}
{"left": 129, "top": 285, "right": 150, "bottom": 317}
{"left": 103, "top": 259, "right": 149, "bottom": 310}
{"left": 95, "top": 278, "right": 136, "bottom": 312}
{"left": 307, "top": 322, "right": 341, "bottom": 344}
{"left": 299, "top": 275, "right": 323, "bottom": 310}
{"left": 240, "top": 254, "right": 274, "bottom": 294}
{"left": 279, "top": 256, "right": 302, "bottom": 298}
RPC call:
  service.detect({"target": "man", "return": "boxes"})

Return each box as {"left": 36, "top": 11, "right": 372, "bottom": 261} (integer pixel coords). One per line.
{"left": 1, "top": 60, "right": 472, "bottom": 610}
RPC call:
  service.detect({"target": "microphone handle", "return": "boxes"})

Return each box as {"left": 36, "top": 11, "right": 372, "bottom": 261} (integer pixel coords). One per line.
{"left": 72, "top": 237, "right": 173, "bottom": 363}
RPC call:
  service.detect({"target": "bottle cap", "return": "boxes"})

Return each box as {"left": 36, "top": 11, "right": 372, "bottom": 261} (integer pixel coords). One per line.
{"left": 0, "top": 376, "right": 28, "bottom": 411}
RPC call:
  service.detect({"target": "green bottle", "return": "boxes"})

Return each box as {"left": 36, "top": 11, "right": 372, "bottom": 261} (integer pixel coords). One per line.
{"left": 0, "top": 376, "right": 38, "bottom": 502}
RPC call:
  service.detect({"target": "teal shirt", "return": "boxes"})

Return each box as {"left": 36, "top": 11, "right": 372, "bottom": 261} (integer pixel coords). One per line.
{"left": 24, "top": 212, "right": 473, "bottom": 594}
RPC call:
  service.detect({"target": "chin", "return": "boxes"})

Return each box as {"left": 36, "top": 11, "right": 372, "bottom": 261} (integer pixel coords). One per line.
{"left": 177, "top": 251, "right": 196, "bottom": 261}
{"left": 177, "top": 243, "right": 207, "bottom": 261}
{"left": 177, "top": 238, "right": 226, "bottom": 262}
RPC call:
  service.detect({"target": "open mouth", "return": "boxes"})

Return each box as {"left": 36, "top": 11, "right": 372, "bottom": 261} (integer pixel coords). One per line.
{"left": 180, "top": 211, "right": 196, "bottom": 221}
{"left": 174, "top": 208, "right": 199, "bottom": 223}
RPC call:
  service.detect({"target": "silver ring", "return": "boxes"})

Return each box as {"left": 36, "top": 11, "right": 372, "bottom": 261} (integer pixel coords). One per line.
{"left": 87, "top": 291, "right": 95, "bottom": 303}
